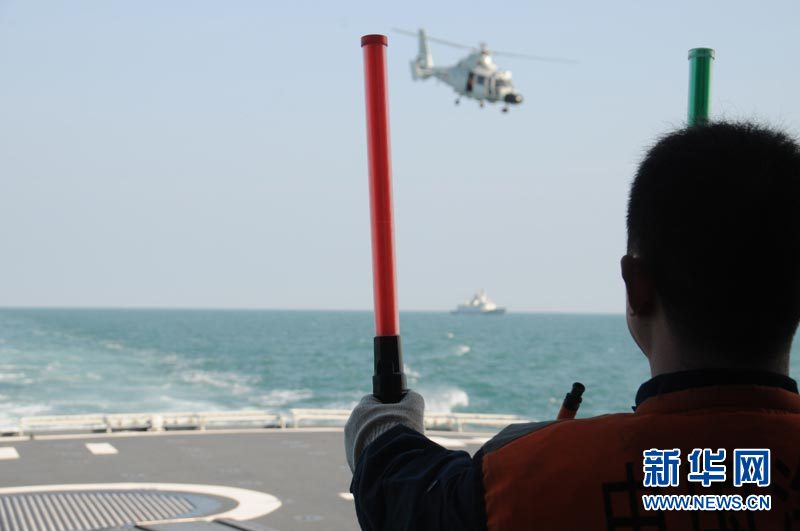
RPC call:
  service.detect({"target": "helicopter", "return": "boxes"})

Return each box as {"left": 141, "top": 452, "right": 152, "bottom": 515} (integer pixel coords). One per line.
{"left": 393, "top": 28, "right": 575, "bottom": 113}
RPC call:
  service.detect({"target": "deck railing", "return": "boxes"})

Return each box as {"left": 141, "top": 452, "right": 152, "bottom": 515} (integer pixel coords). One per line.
{"left": 3, "top": 409, "right": 529, "bottom": 437}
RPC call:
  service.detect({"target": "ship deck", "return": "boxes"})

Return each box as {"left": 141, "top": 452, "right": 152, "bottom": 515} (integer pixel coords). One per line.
{"left": 0, "top": 427, "right": 491, "bottom": 530}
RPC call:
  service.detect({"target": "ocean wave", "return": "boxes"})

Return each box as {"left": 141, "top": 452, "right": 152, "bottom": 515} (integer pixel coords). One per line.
{"left": 446, "top": 332, "right": 454, "bottom": 339}
{"left": 0, "top": 372, "right": 32, "bottom": 384}
{"left": 0, "top": 403, "right": 52, "bottom": 421}
{"left": 102, "top": 341, "right": 125, "bottom": 351}
{"left": 161, "top": 353, "right": 184, "bottom": 365}
{"left": 180, "top": 370, "right": 260, "bottom": 396}
{"left": 421, "top": 387, "right": 469, "bottom": 413}
{"left": 454, "top": 345, "right": 471, "bottom": 356}
{"left": 17, "top": 404, "right": 53, "bottom": 417}
{"left": 255, "top": 388, "right": 313, "bottom": 407}
{"left": 404, "top": 364, "right": 421, "bottom": 384}
{"left": 157, "top": 395, "right": 226, "bottom": 412}
{"left": 323, "top": 390, "right": 369, "bottom": 410}
{"left": 157, "top": 353, "right": 197, "bottom": 370}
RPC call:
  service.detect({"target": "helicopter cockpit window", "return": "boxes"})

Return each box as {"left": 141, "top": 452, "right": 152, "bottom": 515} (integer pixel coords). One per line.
{"left": 476, "top": 75, "right": 485, "bottom": 85}
{"left": 496, "top": 79, "right": 510, "bottom": 88}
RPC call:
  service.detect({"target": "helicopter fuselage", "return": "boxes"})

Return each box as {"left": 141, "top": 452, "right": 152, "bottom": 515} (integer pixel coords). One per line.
{"left": 413, "top": 50, "right": 524, "bottom": 108}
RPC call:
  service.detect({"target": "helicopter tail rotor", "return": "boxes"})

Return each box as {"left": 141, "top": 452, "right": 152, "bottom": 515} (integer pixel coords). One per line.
{"left": 411, "top": 28, "right": 434, "bottom": 80}
{"left": 417, "top": 29, "right": 433, "bottom": 69}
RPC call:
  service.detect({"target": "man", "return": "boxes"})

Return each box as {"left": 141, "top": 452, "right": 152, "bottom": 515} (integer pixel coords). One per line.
{"left": 345, "top": 122, "right": 800, "bottom": 530}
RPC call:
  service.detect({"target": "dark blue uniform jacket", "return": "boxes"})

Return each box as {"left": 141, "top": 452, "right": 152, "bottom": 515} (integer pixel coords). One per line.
{"left": 349, "top": 370, "right": 799, "bottom": 531}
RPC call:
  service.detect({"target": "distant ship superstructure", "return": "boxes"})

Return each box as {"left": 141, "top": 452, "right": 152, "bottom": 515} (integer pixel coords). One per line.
{"left": 452, "top": 290, "right": 506, "bottom": 315}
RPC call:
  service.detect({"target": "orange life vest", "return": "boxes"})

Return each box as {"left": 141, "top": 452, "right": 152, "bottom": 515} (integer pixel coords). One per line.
{"left": 481, "top": 385, "right": 800, "bottom": 531}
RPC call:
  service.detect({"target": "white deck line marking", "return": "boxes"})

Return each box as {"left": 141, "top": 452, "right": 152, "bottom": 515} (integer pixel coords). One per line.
{"left": 0, "top": 483, "right": 281, "bottom": 523}
{"left": 85, "top": 443, "right": 118, "bottom": 455}
{"left": 338, "top": 492, "right": 354, "bottom": 501}
{"left": 0, "top": 447, "right": 19, "bottom": 460}
{"left": 428, "top": 436, "right": 467, "bottom": 448}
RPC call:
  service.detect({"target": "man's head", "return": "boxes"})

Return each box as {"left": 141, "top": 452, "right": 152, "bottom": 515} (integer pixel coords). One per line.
{"left": 623, "top": 122, "right": 800, "bottom": 372}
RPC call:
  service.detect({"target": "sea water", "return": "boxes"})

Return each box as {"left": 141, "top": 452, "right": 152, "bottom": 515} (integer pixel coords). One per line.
{"left": 1, "top": 309, "right": 798, "bottom": 429}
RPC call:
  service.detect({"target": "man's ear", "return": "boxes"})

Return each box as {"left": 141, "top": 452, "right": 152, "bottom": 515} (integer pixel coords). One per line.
{"left": 621, "top": 254, "right": 656, "bottom": 315}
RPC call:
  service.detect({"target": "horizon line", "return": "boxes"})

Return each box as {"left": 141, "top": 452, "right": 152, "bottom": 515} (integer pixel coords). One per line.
{"left": 0, "top": 305, "right": 625, "bottom": 316}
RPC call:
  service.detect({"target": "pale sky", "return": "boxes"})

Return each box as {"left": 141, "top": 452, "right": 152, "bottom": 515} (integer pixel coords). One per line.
{"left": 1, "top": 1, "right": 799, "bottom": 313}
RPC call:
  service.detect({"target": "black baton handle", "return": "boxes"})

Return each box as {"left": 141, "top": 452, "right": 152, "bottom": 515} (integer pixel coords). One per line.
{"left": 373, "top": 335, "right": 407, "bottom": 403}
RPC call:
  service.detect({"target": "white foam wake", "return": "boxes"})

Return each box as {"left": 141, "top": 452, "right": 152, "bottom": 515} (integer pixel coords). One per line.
{"left": 454, "top": 345, "right": 471, "bottom": 356}
{"left": 404, "top": 364, "right": 421, "bottom": 384}
{"left": 255, "top": 389, "right": 314, "bottom": 407}
{"left": 0, "top": 403, "right": 53, "bottom": 429}
{"left": 180, "top": 370, "right": 260, "bottom": 396}
{"left": 422, "top": 387, "right": 469, "bottom": 413}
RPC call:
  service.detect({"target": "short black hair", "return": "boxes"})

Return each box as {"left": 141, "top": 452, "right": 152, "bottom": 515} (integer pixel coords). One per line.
{"left": 627, "top": 121, "right": 800, "bottom": 358}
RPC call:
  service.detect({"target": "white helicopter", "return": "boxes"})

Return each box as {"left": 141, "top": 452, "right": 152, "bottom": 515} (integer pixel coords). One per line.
{"left": 394, "top": 28, "right": 575, "bottom": 113}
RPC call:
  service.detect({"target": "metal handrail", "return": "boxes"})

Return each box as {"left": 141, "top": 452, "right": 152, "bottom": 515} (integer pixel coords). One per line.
{"left": 289, "top": 408, "right": 529, "bottom": 431}
{"left": 7, "top": 409, "right": 528, "bottom": 437}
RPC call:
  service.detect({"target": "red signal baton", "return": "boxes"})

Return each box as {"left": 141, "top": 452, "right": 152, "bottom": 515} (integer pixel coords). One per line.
{"left": 361, "top": 34, "right": 406, "bottom": 403}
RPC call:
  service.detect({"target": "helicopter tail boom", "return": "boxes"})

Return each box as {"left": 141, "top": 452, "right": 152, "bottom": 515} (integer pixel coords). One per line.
{"left": 411, "top": 28, "right": 433, "bottom": 80}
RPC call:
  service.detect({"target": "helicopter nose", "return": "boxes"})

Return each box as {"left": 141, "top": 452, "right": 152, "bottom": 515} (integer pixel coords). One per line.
{"left": 504, "top": 93, "right": 523, "bottom": 104}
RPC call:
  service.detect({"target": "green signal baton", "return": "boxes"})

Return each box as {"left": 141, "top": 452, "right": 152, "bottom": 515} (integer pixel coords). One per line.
{"left": 688, "top": 48, "right": 715, "bottom": 126}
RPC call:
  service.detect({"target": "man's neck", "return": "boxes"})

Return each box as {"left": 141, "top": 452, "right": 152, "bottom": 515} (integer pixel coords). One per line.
{"left": 647, "top": 342, "right": 790, "bottom": 378}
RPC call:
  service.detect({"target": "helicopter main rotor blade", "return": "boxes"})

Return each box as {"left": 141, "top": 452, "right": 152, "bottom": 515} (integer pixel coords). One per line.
{"left": 491, "top": 50, "right": 578, "bottom": 64}
{"left": 391, "top": 28, "right": 578, "bottom": 62}
{"left": 391, "top": 28, "right": 476, "bottom": 51}
{"left": 425, "top": 36, "right": 475, "bottom": 51}
{"left": 391, "top": 28, "right": 419, "bottom": 38}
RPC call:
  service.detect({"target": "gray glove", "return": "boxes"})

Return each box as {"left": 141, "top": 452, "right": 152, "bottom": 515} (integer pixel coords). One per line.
{"left": 344, "top": 390, "right": 425, "bottom": 472}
